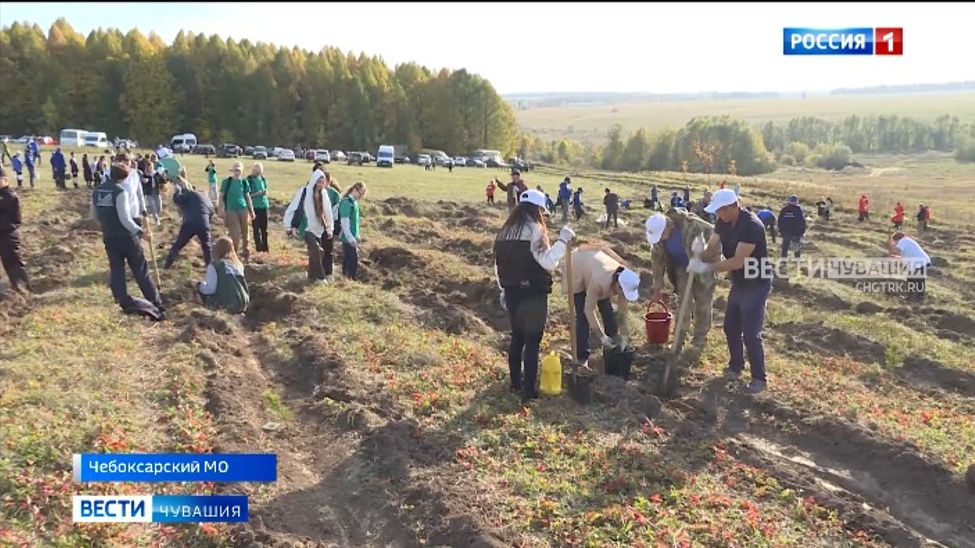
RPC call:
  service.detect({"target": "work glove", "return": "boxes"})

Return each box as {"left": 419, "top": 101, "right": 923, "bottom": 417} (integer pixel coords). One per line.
{"left": 559, "top": 226, "right": 576, "bottom": 243}
{"left": 499, "top": 289, "right": 508, "bottom": 312}
{"left": 691, "top": 235, "right": 706, "bottom": 257}
{"left": 687, "top": 258, "right": 712, "bottom": 274}
{"left": 601, "top": 335, "right": 617, "bottom": 349}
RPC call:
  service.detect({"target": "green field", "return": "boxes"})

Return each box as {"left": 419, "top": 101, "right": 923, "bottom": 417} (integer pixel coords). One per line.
{"left": 516, "top": 92, "right": 975, "bottom": 142}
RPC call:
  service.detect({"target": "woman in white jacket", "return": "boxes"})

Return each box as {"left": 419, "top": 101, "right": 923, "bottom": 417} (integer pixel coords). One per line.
{"left": 283, "top": 169, "right": 334, "bottom": 283}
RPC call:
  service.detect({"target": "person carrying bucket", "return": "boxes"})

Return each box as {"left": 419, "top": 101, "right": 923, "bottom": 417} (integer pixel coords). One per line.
{"left": 494, "top": 189, "right": 575, "bottom": 403}
{"left": 645, "top": 208, "right": 716, "bottom": 349}
{"left": 564, "top": 245, "right": 641, "bottom": 366}
{"left": 687, "top": 188, "right": 771, "bottom": 394}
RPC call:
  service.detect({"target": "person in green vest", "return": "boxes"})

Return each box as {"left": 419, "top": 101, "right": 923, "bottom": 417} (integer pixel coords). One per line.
{"left": 218, "top": 161, "right": 255, "bottom": 261}
{"left": 338, "top": 181, "right": 368, "bottom": 280}
{"left": 247, "top": 163, "right": 270, "bottom": 253}
{"left": 205, "top": 159, "right": 218, "bottom": 201}
{"left": 321, "top": 172, "right": 343, "bottom": 281}
{"left": 193, "top": 235, "right": 250, "bottom": 314}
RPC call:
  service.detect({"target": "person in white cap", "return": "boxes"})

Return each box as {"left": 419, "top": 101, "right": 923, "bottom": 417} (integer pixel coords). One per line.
{"left": 645, "top": 207, "right": 716, "bottom": 347}
{"left": 688, "top": 188, "right": 772, "bottom": 394}
{"left": 494, "top": 188, "right": 575, "bottom": 403}
{"left": 565, "top": 244, "right": 641, "bottom": 365}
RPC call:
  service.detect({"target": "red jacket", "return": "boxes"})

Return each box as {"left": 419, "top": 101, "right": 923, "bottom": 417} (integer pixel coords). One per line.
{"left": 892, "top": 204, "right": 905, "bottom": 222}
{"left": 858, "top": 197, "right": 869, "bottom": 213}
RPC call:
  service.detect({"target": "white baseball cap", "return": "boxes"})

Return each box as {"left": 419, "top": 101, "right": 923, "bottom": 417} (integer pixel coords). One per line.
{"left": 520, "top": 189, "right": 549, "bottom": 214}
{"left": 618, "top": 268, "right": 641, "bottom": 302}
{"left": 645, "top": 214, "right": 668, "bottom": 245}
{"left": 704, "top": 188, "right": 739, "bottom": 214}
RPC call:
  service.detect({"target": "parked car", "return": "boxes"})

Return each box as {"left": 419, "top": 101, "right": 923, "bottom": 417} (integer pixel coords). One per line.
{"left": 361, "top": 152, "right": 375, "bottom": 163}
{"left": 394, "top": 155, "right": 410, "bottom": 164}
{"left": 331, "top": 150, "right": 346, "bottom": 162}
{"left": 346, "top": 152, "right": 365, "bottom": 166}
{"left": 470, "top": 159, "right": 486, "bottom": 168}
{"left": 271, "top": 147, "right": 285, "bottom": 158}
{"left": 416, "top": 154, "right": 432, "bottom": 167}
{"left": 453, "top": 156, "right": 468, "bottom": 167}
{"left": 252, "top": 146, "right": 268, "bottom": 159}
{"left": 278, "top": 149, "right": 296, "bottom": 162}
{"left": 194, "top": 144, "right": 217, "bottom": 156}
{"left": 485, "top": 157, "right": 506, "bottom": 168}
{"left": 243, "top": 146, "right": 254, "bottom": 156}
{"left": 314, "top": 149, "right": 331, "bottom": 163}
{"left": 217, "top": 143, "right": 240, "bottom": 158}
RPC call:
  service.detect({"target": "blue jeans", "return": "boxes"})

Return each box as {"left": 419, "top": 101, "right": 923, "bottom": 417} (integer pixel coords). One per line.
{"left": 780, "top": 235, "right": 802, "bottom": 258}
{"left": 103, "top": 235, "right": 161, "bottom": 308}
{"left": 723, "top": 281, "right": 771, "bottom": 382}
{"left": 342, "top": 242, "right": 359, "bottom": 279}
{"left": 574, "top": 292, "right": 618, "bottom": 362}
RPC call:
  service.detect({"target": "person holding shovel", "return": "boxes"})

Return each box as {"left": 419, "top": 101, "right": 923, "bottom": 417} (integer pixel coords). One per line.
{"left": 645, "top": 208, "right": 716, "bottom": 349}
{"left": 565, "top": 245, "right": 641, "bottom": 366}
{"left": 688, "top": 188, "right": 771, "bottom": 394}
{"left": 90, "top": 158, "right": 163, "bottom": 319}
{"left": 494, "top": 189, "right": 574, "bottom": 403}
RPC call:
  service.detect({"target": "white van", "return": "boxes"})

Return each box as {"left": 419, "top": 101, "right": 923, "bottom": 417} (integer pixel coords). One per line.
{"left": 170, "top": 133, "right": 198, "bottom": 153}
{"left": 377, "top": 145, "right": 394, "bottom": 168}
{"left": 59, "top": 128, "right": 88, "bottom": 147}
{"left": 85, "top": 132, "right": 109, "bottom": 148}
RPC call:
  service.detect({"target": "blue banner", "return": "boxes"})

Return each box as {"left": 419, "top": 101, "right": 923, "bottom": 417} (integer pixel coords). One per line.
{"left": 783, "top": 28, "right": 874, "bottom": 55}
{"left": 74, "top": 453, "right": 277, "bottom": 482}
{"left": 152, "top": 495, "right": 248, "bottom": 523}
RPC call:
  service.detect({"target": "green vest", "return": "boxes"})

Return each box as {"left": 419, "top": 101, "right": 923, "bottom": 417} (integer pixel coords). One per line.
{"left": 207, "top": 260, "right": 250, "bottom": 314}
{"left": 92, "top": 180, "right": 131, "bottom": 240}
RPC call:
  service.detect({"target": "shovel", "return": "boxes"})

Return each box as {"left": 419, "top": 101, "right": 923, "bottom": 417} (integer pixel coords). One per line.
{"left": 144, "top": 220, "right": 162, "bottom": 290}
{"left": 658, "top": 235, "right": 706, "bottom": 395}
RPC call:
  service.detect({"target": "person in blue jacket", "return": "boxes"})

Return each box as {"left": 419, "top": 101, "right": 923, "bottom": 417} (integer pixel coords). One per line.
{"left": 23, "top": 150, "right": 36, "bottom": 188}
{"left": 51, "top": 147, "right": 67, "bottom": 190}
{"left": 164, "top": 176, "right": 214, "bottom": 268}
{"left": 670, "top": 191, "right": 684, "bottom": 209}
{"left": 777, "top": 195, "right": 806, "bottom": 258}
{"left": 11, "top": 153, "right": 24, "bottom": 188}
{"left": 28, "top": 139, "right": 40, "bottom": 166}
{"left": 755, "top": 207, "right": 777, "bottom": 244}
{"left": 558, "top": 177, "right": 572, "bottom": 223}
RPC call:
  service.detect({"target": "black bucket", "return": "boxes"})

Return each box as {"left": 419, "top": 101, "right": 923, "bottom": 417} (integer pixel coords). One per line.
{"left": 604, "top": 347, "right": 635, "bottom": 380}
{"left": 567, "top": 369, "right": 596, "bottom": 404}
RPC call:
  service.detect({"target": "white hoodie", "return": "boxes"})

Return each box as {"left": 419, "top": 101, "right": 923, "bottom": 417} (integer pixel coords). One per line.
{"left": 283, "top": 169, "right": 334, "bottom": 238}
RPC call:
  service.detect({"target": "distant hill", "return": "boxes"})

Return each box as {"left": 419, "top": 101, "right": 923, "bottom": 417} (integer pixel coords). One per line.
{"left": 505, "top": 82, "right": 975, "bottom": 110}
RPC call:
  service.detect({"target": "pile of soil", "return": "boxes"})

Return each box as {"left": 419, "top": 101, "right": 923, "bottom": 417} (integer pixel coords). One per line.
{"left": 378, "top": 197, "right": 421, "bottom": 218}
{"left": 246, "top": 284, "right": 305, "bottom": 324}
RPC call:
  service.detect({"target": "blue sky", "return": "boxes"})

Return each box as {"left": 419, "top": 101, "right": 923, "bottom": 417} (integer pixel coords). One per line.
{"left": 1, "top": 2, "right": 972, "bottom": 94}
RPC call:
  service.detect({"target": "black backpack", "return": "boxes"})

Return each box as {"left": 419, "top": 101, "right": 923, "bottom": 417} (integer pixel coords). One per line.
{"left": 290, "top": 187, "right": 308, "bottom": 230}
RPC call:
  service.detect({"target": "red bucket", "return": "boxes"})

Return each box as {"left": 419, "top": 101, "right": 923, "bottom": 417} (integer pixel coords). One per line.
{"left": 644, "top": 300, "right": 672, "bottom": 345}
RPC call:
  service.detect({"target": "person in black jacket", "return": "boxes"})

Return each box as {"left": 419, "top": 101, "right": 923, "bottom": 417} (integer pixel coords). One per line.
{"left": 90, "top": 162, "right": 163, "bottom": 317}
{"left": 0, "top": 165, "right": 32, "bottom": 293}
{"left": 164, "top": 176, "right": 214, "bottom": 268}
{"left": 494, "top": 189, "right": 575, "bottom": 403}
{"left": 777, "top": 195, "right": 807, "bottom": 258}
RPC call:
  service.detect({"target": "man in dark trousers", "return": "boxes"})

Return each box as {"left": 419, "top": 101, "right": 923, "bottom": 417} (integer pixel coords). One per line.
{"left": 164, "top": 176, "right": 214, "bottom": 268}
{"left": 603, "top": 187, "right": 619, "bottom": 228}
{"left": 90, "top": 160, "right": 164, "bottom": 319}
{"left": 51, "top": 147, "right": 67, "bottom": 190}
{"left": 683, "top": 186, "right": 691, "bottom": 206}
{"left": 495, "top": 169, "right": 528, "bottom": 213}
{"left": 0, "top": 165, "right": 32, "bottom": 293}
{"left": 777, "top": 194, "right": 806, "bottom": 258}
{"left": 558, "top": 177, "right": 572, "bottom": 224}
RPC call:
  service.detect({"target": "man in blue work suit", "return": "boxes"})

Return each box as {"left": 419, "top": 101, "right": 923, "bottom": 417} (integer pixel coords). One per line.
{"left": 777, "top": 195, "right": 806, "bottom": 258}
{"left": 558, "top": 177, "right": 572, "bottom": 224}
{"left": 755, "top": 207, "right": 777, "bottom": 244}
{"left": 688, "top": 188, "right": 772, "bottom": 394}
{"left": 91, "top": 160, "right": 164, "bottom": 319}
{"left": 164, "top": 176, "right": 214, "bottom": 268}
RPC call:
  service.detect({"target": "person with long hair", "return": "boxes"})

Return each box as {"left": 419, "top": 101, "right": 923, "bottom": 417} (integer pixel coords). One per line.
{"left": 82, "top": 153, "right": 93, "bottom": 188}
{"left": 338, "top": 181, "right": 368, "bottom": 280}
{"left": 494, "top": 189, "right": 575, "bottom": 403}
{"left": 194, "top": 235, "right": 250, "bottom": 314}
{"left": 247, "top": 163, "right": 270, "bottom": 253}
{"left": 321, "top": 173, "right": 343, "bottom": 280}
{"left": 283, "top": 168, "right": 334, "bottom": 283}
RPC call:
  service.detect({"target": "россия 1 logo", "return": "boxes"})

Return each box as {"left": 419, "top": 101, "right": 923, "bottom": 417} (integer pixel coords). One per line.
{"left": 783, "top": 28, "right": 903, "bottom": 55}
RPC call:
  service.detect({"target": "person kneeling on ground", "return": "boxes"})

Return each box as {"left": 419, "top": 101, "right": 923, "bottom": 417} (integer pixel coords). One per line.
{"left": 887, "top": 231, "right": 931, "bottom": 303}
{"left": 566, "top": 244, "right": 641, "bottom": 366}
{"left": 165, "top": 177, "right": 214, "bottom": 268}
{"left": 494, "top": 189, "right": 575, "bottom": 403}
{"left": 90, "top": 160, "right": 164, "bottom": 320}
{"left": 645, "top": 208, "right": 716, "bottom": 348}
{"left": 193, "top": 236, "right": 250, "bottom": 314}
